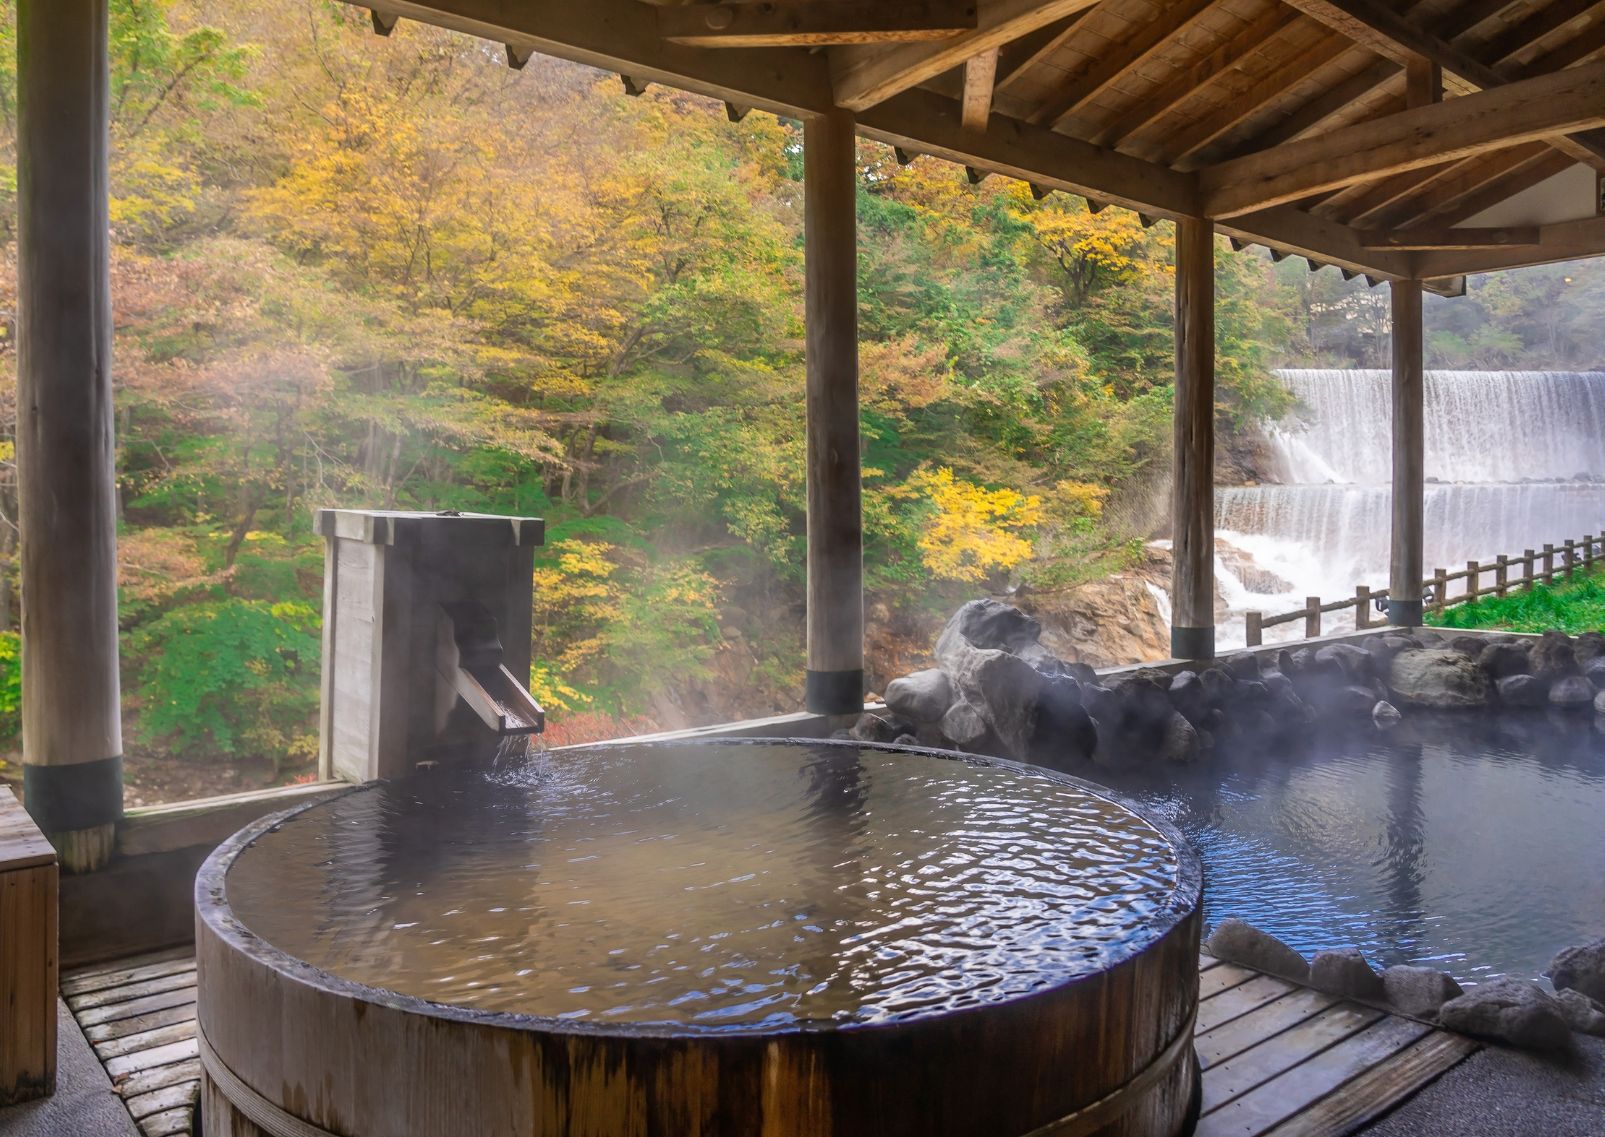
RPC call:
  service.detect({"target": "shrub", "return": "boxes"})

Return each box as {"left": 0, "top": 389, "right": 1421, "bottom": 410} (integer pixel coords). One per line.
{"left": 0, "top": 632, "right": 19, "bottom": 742}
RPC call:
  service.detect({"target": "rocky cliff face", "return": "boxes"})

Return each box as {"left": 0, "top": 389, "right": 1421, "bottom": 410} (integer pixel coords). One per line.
{"left": 1012, "top": 551, "right": 1172, "bottom": 668}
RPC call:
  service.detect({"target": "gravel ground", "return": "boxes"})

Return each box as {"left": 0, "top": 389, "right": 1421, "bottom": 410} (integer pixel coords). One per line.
{"left": 1360, "top": 1034, "right": 1605, "bottom": 1137}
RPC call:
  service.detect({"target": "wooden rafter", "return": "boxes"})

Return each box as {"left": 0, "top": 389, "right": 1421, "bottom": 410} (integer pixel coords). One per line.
{"left": 1090, "top": 4, "right": 1302, "bottom": 148}
{"left": 1401, "top": 149, "right": 1580, "bottom": 229}
{"left": 659, "top": 1, "right": 977, "bottom": 48}
{"left": 962, "top": 47, "right": 999, "bottom": 129}
{"left": 1418, "top": 214, "right": 1605, "bottom": 276}
{"left": 1201, "top": 59, "right": 1605, "bottom": 217}
{"left": 1278, "top": 0, "right": 1605, "bottom": 166}
{"left": 1361, "top": 225, "right": 1540, "bottom": 250}
{"left": 830, "top": 0, "right": 1100, "bottom": 111}
{"left": 994, "top": 11, "right": 1089, "bottom": 93}
{"left": 1027, "top": 0, "right": 1218, "bottom": 130}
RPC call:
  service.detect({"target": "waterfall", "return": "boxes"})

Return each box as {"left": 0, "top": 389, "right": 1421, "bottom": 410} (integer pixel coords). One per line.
{"left": 1215, "top": 370, "right": 1605, "bottom": 646}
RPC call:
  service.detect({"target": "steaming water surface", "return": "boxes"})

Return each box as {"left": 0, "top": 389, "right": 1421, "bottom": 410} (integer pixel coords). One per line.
{"left": 1083, "top": 711, "right": 1605, "bottom": 985}
{"left": 224, "top": 742, "right": 1185, "bottom": 1029}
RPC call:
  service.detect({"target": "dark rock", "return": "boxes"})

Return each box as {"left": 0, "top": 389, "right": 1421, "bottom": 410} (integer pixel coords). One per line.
{"left": 1206, "top": 918, "right": 1308, "bottom": 982}
{"left": 1316, "top": 643, "right": 1374, "bottom": 681}
{"left": 939, "top": 700, "right": 988, "bottom": 749}
{"left": 1548, "top": 938, "right": 1605, "bottom": 1004}
{"left": 1030, "top": 676, "right": 1097, "bottom": 766}
{"left": 1389, "top": 649, "right": 1491, "bottom": 709}
{"left": 1550, "top": 676, "right": 1597, "bottom": 710}
{"left": 1555, "top": 989, "right": 1605, "bottom": 1037}
{"left": 1575, "top": 631, "right": 1605, "bottom": 663}
{"left": 884, "top": 669, "right": 952, "bottom": 723}
{"left": 1530, "top": 631, "right": 1579, "bottom": 680}
{"left": 1596, "top": 690, "right": 1605, "bottom": 715}
{"left": 1585, "top": 656, "right": 1605, "bottom": 687}
{"left": 1199, "top": 667, "right": 1235, "bottom": 706}
{"left": 892, "top": 734, "right": 919, "bottom": 748}
{"left": 1156, "top": 711, "right": 1200, "bottom": 764}
{"left": 945, "top": 598, "right": 1043, "bottom": 655}
{"left": 1061, "top": 661, "right": 1098, "bottom": 685}
{"left": 1381, "top": 965, "right": 1463, "bottom": 1019}
{"left": 1479, "top": 641, "right": 1532, "bottom": 680}
{"left": 1222, "top": 652, "right": 1262, "bottom": 681}
{"left": 1376, "top": 633, "right": 1423, "bottom": 657}
{"left": 1276, "top": 649, "right": 1301, "bottom": 676}
{"left": 1290, "top": 647, "right": 1320, "bottom": 674}
{"left": 1263, "top": 672, "right": 1295, "bottom": 699}
{"left": 1438, "top": 979, "right": 1575, "bottom": 1053}
{"left": 850, "top": 710, "right": 916, "bottom": 744}
{"left": 1234, "top": 679, "right": 1271, "bottom": 705}
{"left": 1496, "top": 674, "right": 1549, "bottom": 708}
{"left": 1310, "top": 948, "right": 1385, "bottom": 1001}
{"left": 1373, "top": 700, "right": 1402, "bottom": 727}
{"left": 1449, "top": 635, "right": 1490, "bottom": 657}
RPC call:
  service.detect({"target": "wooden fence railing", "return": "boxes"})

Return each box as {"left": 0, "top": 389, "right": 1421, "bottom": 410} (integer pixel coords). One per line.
{"left": 1243, "top": 531, "right": 1605, "bottom": 647}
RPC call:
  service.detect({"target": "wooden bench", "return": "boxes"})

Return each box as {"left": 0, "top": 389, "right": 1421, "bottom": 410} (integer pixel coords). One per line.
{"left": 1, "top": 788, "right": 57, "bottom": 1105}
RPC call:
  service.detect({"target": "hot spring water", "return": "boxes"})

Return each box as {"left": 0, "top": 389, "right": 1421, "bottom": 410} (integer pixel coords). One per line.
{"left": 1214, "top": 370, "right": 1605, "bottom": 644}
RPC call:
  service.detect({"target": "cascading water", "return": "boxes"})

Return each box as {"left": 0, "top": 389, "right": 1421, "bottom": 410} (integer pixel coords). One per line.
{"left": 1214, "top": 370, "right": 1605, "bottom": 645}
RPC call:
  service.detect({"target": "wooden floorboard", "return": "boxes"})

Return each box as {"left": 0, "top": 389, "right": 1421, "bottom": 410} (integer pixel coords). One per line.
{"left": 64, "top": 951, "right": 1476, "bottom": 1137}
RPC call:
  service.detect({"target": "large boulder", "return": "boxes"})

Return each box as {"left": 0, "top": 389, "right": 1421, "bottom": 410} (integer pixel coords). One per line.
{"left": 1495, "top": 673, "right": 1549, "bottom": 708}
{"left": 1555, "top": 989, "right": 1605, "bottom": 1037}
{"left": 1529, "top": 631, "right": 1579, "bottom": 680}
{"left": 1575, "top": 631, "right": 1605, "bottom": 664}
{"left": 939, "top": 598, "right": 1043, "bottom": 656}
{"left": 939, "top": 699, "right": 990, "bottom": 749}
{"left": 1029, "top": 675, "right": 1097, "bottom": 767}
{"left": 1438, "top": 978, "right": 1575, "bottom": 1053}
{"left": 850, "top": 710, "right": 915, "bottom": 744}
{"left": 1388, "top": 649, "right": 1491, "bottom": 709}
{"left": 1315, "top": 643, "right": 1374, "bottom": 682}
{"left": 1548, "top": 938, "right": 1605, "bottom": 1004}
{"left": 1206, "top": 918, "right": 1308, "bottom": 982}
{"left": 1478, "top": 641, "right": 1532, "bottom": 679}
{"left": 1381, "top": 965, "right": 1463, "bottom": 1019}
{"left": 1549, "top": 675, "right": 1597, "bottom": 710}
{"left": 1156, "top": 711, "right": 1200, "bottom": 764}
{"left": 1309, "top": 949, "right": 1385, "bottom": 1001}
{"left": 934, "top": 603, "right": 1048, "bottom": 759}
{"left": 884, "top": 669, "right": 952, "bottom": 724}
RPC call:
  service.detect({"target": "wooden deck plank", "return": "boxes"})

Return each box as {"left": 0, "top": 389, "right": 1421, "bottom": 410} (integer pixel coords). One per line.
{"left": 104, "top": 1037, "right": 199, "bottom": 1081}
{"left": 76, "top": 985, "right": 198, "bottom": 1028}
{"left": 1196, "top": 987, "right": 1340, "bottom": 1070}
{"left": 93, "top": 1020, "right": 203, "bottom": 1061}
{"left": 61, "top": 956, "right": 197, "bottom": 998}
{"left": 124, "top": 1080, "right": 200, "bottom": 1121}
{"left": 1197, "top": 974, "right": 1296, "bottom": 1033}
{"left": 63, "top": 947, "right": 193, "bottom": 984}
{"left": 1199, "top": 961, "right": 1257, "bottom": 999}
{"left": 66, "top": 968, "right": 198, "bottom": 1011}
{"left": 1260, "top": 1030, "right": 1479, "bottom": 1137}
{"left": 1201, "top": 953, "right": 1224, "bottom": 972}
{"left": 1196, "top": 1016, "right": 1433, "bottom": 1136}
{"left": 1202, "top": 1001, "right": 1387, "bottom": 1114}
{"left": 138, "top": 1104, "right": 194, "bottom": 1137}
{"left": 113, "top": 1057, "right": 200, "bottom": 1100}
{"left": 84, "top": 1003, "right": 197, "bottom": 1045}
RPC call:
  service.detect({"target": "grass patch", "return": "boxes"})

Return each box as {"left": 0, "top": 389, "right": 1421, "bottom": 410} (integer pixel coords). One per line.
{"left": 1427, "top": 565, "right": 1605, "bottom": 635}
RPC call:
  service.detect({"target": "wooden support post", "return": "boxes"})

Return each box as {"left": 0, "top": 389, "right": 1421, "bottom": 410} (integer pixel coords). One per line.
{"left": 1245, "top": 611, "right": 1262, "bottom": 648}
{"left": 1355, "top": 585, "right": 1371, "bottom": 629}
{"left": 1171, "top": 217, "right": 1215, "bottom": 660}
{"left": 803, "top": 109, "right": 864, "bottom": 715}
{"left": 1388, "top": 279, "right": 1424, "bottom": 627}
{"left": 0, "top": 793, "right": 57, "bottom": 1104}
{"left": 1305, "top": 597, "right": 1321, "bottom": 639}
{"left": 1496, "top": 555, "right": 1508, "bottom": 596}
{"left": 1524, "top": 549, "right": 1536, "bottom": 589}
{"left": 1543, "top": 543, "right": 1556, "bottom": 584}
{"left": 17, "top": 0, "right": 122, "bottom": 873}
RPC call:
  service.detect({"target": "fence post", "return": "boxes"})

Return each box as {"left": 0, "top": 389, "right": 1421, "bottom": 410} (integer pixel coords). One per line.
{"left": 1246, "top": 611, "right": 1263, "bottom": 648}
{"left": 1466, "top": 560, "right": 1479, "bottom": 601}
{"left": 1524, "top": 549, "right": 1536, "bottom": 589}
{"left": 1305, "top": 597, "right": 1321, "bottom": 639}
{"left": 1543, "top": 543, "right": 1556, "bottom": 584}
{"left": 1587, "top": 535, "right": 1596, "bottom": 571}
{"left": 1496, "top": 555, "right": 1509, "bottom": 597}
{"left": 1355, "top": 585, "right": 1371, "bottom": 630}
{"left": 1564, "top": 540, "right": 1576, "bottom": 578}
{"left": 1431, "top": 569, "right": 1447, "bottom": 612}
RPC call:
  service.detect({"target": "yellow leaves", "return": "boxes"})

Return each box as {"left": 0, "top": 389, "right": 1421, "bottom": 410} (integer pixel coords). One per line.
{"left": 1050, "top": 479, "right": 1108, "bottom": 520}
{"left": 902, "top": 467, "right": 1042, "bottom": 583}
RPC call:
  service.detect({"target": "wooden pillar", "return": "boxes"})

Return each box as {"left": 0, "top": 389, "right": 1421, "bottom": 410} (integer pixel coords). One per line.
{"left": 1171, "top": 217, "right": 1215, "bottom": 660}
{"left": 803, "top": 109, "right": 864, "bottom": 714}
{"left": 16, "top": 0, "right": 122, "bottom": 872}
{"left": 1388, "top": 279, "right": 1424, "bottom": 628}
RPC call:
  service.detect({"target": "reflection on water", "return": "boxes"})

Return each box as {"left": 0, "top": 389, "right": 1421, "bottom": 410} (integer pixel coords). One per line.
{"left": 226, "top": 742, "right": 1182, "bottom": 1029}
{"left": 1082, "top": 711, "right": 1605, "bottom": 984}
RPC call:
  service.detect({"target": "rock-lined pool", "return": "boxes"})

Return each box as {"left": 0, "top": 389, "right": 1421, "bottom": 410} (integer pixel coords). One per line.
{"left": 1083, "top": 710, "right": 1605, "bottom": 985}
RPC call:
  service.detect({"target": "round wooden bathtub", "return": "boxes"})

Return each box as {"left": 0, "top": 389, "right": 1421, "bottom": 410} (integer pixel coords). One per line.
{"left": 195, "top": 739, "right": 1202, "bottom": 1137}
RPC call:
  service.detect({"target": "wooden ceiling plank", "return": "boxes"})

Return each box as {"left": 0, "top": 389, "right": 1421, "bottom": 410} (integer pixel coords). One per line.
{"left": 1091, "top": 4, "right": 1303, "bottom": 147}
{"left": 1344, "top": 148, "right": 1538, "bottom": 228}
{"left": 1398, "top": 149, "right": 1579, "bottom": 228}
{"left": 1027, "top": 0, "right": 1221, "bottom": 129}
{"left": 963, "top": 47, "right": 1000, "bottom": 129}
{"left": 1200, "top": 58, "right": 1605, "bottom": 217}
{"left": 1361, "top": 224, "right": 1540, "bottom": 249}
{"left": 1474, "top": 0, "right": 1602, "bottom": 68}
{"left": 831, "top": 0, "right": 1102, "bottom": 111}
{"left": 995, "top": 11, "right": 1091, "bottom": 93}
{"left": 660, "top": 1, "right": 977, "bottom": 48}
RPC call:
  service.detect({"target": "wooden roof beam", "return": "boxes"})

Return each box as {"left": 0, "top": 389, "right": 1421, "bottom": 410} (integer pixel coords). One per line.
{"left": 1028, "top": 0, "right": 1219, "bottom": 130}
{"left": 1278, "top": 0, "right": 1605, "bottom": 166}
{"left": 1215, "top": 204, "right": 1416, "bottom": 281}
{"left": 1361, "top": 225, "right": 1541, "bottom": 250}
{"left": 1400, "top": 148, "right": 1579, "bottom": 229}
{"left": 659, "top": 1, "right": 977, "bottom": 48}
{"left": 831, "top": 0, "right": 1101, "bottom": 111}
{"left": 995, "top": 12, "right": 1090, "bottom": 94}
{"left": 1200, "top": 59, "right": 1605, "bottom": 218}
{"left": 1418, "top": 214, "right": 1605, "bottom": 276}
{"left": 962, "top": 47, "right": 999, "bottom": 130}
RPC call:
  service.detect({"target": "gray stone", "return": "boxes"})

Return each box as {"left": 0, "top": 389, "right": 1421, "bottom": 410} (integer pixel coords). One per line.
{"left": 850, "top": 710, "right": 915, "bottom": 743}
{"left": 1316, "top": 642, "right": 1374, "bottom": 681}
{"left": 884, "top": 668, "right": 953, "bottom": 723}
{"left": 1478, "top": 642, "right": 1532, "bottom": 679}
{"left": 1548, "top": 938, "right": 1605, "bottom": 1005}
{"left": 1030, "top": 676, "right": 1097, "bottom": 766}
{"left": 1596, "top": 690, "right": 1605, "bottom": 715}
{"left": 1496, "top": 674, "right": 1549, "bottom": 708}
{"left": 1382, "top": 965, "right": 1464, "bottom": 1019}
{"left": 1206, "top": 918, "right": 1309, "bottom": 982}
{"left": 1373, "top": 700, "right": 1402, "bottom": 727}
{"left": 1389, "top": 649, "right": 1492, "bottom": 709}
{"left": 1310, "top": 948, "right": 1385, "bottom": 1001}
{"left": 1530, "top": 631, "right": 1579, "bottom": 680}
{"left": 1575, "top": 631, "right": 1605, "bottom": 663}
{"left": 1439, "top": 979, "right": 1575, "bottom": 1053}
{"left": 1222, "top": 652, "right": 1262, "bottom": 681}
{"left": 1156, "top": 710, "right": 1200, "bottom": 764}
{"left": 1555, "top": 989, "right": 1605, "bottom": 1037}
{"left": 935, "top": 607, "right": 1048, "bottom": 760}
{"left": 941, "top": 598, "right": 1043, "bottom": 656}
{"left": 1550, "top": 675, "right": 1597, "bottom": 710}
{"left": 939, "top": 699, "right": 988, "bottom": 748}
{"left": 1586, "top": 656, "right": 1605, "bottom": 687}
{"left": 1450, "top": 635, "right": 1489, "bottom": 657}
{"left": 892, "top": 733, "right": 919, "bottom": 748}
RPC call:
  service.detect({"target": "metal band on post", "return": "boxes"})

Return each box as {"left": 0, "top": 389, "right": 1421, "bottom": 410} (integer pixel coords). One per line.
{"left": 22, "top": 756, "right": 123, "bottom": 835}
{"left": 1170, "top": 626, "right": 1215, "bottom": 662}
{"left": 805, "top": 669, "right": 864, "bottom": 715}
{"left": 1387, "top": 599, "right": 1424, "bottom": 628}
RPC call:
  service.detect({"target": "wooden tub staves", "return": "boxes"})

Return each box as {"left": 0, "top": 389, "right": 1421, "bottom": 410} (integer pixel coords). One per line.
{"left": 194, "top": 740, "right": 1204, "bottom": 1137}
